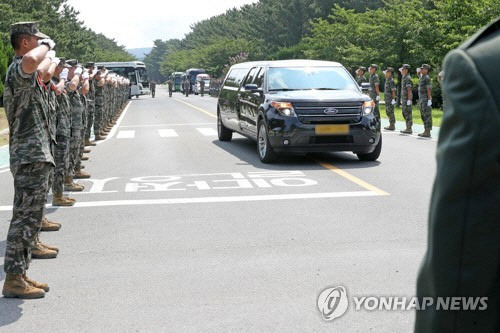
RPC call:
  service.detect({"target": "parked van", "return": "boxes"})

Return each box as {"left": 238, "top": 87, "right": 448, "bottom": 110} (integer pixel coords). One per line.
{"left": 217, "top": 60, "right": 381, "bottom": 163}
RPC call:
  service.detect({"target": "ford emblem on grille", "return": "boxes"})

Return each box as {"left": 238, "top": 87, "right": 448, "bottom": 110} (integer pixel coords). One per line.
{"left": 324, "top": 107, "right": 339, "bottom": 115}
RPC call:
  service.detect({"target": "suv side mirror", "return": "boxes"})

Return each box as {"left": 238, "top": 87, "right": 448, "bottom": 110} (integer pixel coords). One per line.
{"left": 244, "top": 83, "right": 262, "bottom": 94}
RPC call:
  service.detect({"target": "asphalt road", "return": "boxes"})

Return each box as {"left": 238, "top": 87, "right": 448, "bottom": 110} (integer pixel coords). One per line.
{"left": 0, "top": 87, "right": 438, "bottom": 332}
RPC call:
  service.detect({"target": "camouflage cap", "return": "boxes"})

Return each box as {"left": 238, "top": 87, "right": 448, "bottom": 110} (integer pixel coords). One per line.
{"left": 10, "top": 21, "right": 50, "bottom": 39}
{"left": 85, "top": 62, "right": 95, "bottom": 68}
{"left": 420, "top": 64, "right": 431, "bottom": 70}
{"left": 97, "top": 65, "right": 105, "bottom": 70}
{"left": 369, "top": 64, "right": 378, "bottom": 69}
{"left": 401, "top": 64, "right": 411, "bottom": 70}
{"left": 357, "top": 66, "right": 367, "bottom": 72}
{"left": 383, "top": 67, "right": 395, "bottom": 74}
{"left": 66, "top": 59, "right": 78, "bottom": 66}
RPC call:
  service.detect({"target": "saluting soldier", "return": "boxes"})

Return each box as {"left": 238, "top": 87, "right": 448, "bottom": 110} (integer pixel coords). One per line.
{"left": 2, "top": 22, "right": 57, "bottom": 299}
{"left": 368, "top": 64, "right": 380, "bottom": 120}
{"left": 399, "top": 64, "right": 413, "bottom": 134}
{"left": 417, "top": 64, "right": 433, "bottom": 137}
{"left": 383, "top": 67, "right": 397, "bottom": 130}
{"left": 355, "top": 66, "right": 367, "bottom": 86}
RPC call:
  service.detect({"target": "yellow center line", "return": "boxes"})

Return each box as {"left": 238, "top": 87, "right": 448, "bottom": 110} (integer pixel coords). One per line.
{"left": 173, "top": 98, "right": 217, "bottom": 119}
{"left": 312, "top": 158, "right": 390, "bottom": 196}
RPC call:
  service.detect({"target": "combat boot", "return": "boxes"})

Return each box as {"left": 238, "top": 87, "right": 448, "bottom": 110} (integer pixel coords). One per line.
{"left": 52, "top": 194, "right": 75, "bottom": 207}
{"left": 400, "top": 126, "right": 413, "bottom": 134}
{"left": 83, "top": 147, "right": 91, "bottom": 153}
{"left": 34, "top": 237, "right": 59, "bottom": 253}
{"left": 95, "top": 134, "right": 107, "bottom": 141}
{"left": 2, "top": 274, "right": 45, "bottom": 299}
{"left": 74, "top": 170, "right": 91, "bottom": 179}
{"left": 23, "top": 274, "right": 49, "bottom": 292}
{"left": 384, "top": 122, "right": 395, "bottom": 131}
{"left": 81, "top": 155, "right": 89, "bottom": 161}
{"left": 41, "top": 217, "right": 62, "bottom": 231}
{"left": 85, "top": 138, "right": 96, "bottom": 146}
{"left": 31, "top": 243, "right": 58, "bottom": 259}
{"left": 418, "top": 129, "right": 431, "bottom": 138}
{"left": 64, "top": 176, "right": 85, "bottom": 191}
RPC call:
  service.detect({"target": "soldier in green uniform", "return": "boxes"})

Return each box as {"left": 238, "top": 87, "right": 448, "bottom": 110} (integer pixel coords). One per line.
{"left": 167, "top": 78, "right": 173, "bottom": 97}
{"left": 93, "top": 66, "right": 107, "bottom": 141}
{"left": 383, "top": 67, "right": 397, "bottom": 130}
{"left": 2, "top": 22, "right": 57, "bottom": 299}
{"left": 355, "top": 66, "right": 367, "bottom": 86}
{"left": 200, "top": 79, "right": 205, "bottom": 97}
{"left": 51, "top": 60, "right": 76, "bottom": 206}
{"left": 415, "top": 18, "right": 500, "bottom": 332}
{"left": 417, "top": 64, "right": 433, "bottom": 137}
{"left": 399, "top": 64, "right": 413, "bottom": 134}
{"left": 84, "top": 62, "right": 97, "bottom": 147}
{"left": 368, "top": 64, "right": 380, "bottom": 120}
{"left": 183, "top": 78, "right": 190, "bottom": 97}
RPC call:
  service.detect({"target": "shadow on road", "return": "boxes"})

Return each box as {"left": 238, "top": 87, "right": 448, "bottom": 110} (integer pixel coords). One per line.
{"left": 0, "top": 239, "right": 24, "bottom": 328}
{"left": 213, "top": 137, "right": 381, "bottom": 171}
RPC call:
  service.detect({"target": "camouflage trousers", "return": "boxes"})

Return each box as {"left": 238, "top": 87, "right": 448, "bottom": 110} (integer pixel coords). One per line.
{"left": 419, "top": 100, "right": 433, "bottom": 130}
{"left": 94, "top": 104, "right": 104, "bottom": 134}
{"left": 402, "top": 103, "right": 413, "bottom": 127}
{"left": 85, "top": 104, "right": 95, "bottom": 140}
{"left": 69, "top": 128, "right": 82, "bottom": 176}
{"left": 373, "top": 101, "right": 380, "bottom": 120}
{"left": 385, "top": 100, "right": 396, "bottom": 123}
{"left": 52, "top": 135, "right": 70, "bottom": 195}
{"left": 4, "top": 162, "right": 51, "bottom": 274}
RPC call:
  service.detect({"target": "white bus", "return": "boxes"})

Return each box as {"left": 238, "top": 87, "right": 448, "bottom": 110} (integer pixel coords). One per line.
{"left": 95, "top": 61, "right": 151, "bottom": 98}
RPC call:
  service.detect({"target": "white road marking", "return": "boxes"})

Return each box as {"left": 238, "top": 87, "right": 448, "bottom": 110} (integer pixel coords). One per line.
{"left": 0, "top": 169, "right": 10, "bottom": 174}
{"left": 117, "top": 130, "right": 135, "bottom": 139}
{"left": 158, "top": 129, "right": 179, "bottom": 138}
{"left": 0, "top": 191, "right": 381, "bottom": 211}
{"left": 197, "top": 128, "right": 218, "bottom": 136}
{"left": 95, "top": 101, "right": 131, "bottom": 144}
{"left": 120, "top": 123, "right": 214, "bottom": 128}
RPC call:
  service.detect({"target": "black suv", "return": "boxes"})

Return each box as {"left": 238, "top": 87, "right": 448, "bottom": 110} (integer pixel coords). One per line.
{"left": 217, "top": 60, "right": 381, "bottom": 163}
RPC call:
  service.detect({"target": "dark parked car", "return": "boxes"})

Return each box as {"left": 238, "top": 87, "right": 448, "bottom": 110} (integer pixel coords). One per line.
{"left": 217, "top": 60, "right": 381, "bottom": 163}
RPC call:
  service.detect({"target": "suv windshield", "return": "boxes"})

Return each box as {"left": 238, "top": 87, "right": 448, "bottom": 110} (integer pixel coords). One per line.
{"left": 268, "top": 67, "right": 358, "bottom": 92}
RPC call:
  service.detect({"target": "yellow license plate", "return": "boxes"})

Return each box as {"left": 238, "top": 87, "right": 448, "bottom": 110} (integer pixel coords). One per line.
{"left": 315, "top": 124, "right": 350, "bottom": 135}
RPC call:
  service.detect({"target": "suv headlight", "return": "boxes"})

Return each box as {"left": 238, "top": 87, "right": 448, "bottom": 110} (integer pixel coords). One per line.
{"left": 271, "top": 101, "right": 296, "bottom": 117}
{"left": 362, "top": 101, "right": 375, "bottom": 115}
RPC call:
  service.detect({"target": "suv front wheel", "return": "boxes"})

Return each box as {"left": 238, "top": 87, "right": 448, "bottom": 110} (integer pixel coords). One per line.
{"left": 257, "top": 119, "right": 277, "bottom": 163}
{"left": 357, "top": 136, "right": 382, "bottom": 161}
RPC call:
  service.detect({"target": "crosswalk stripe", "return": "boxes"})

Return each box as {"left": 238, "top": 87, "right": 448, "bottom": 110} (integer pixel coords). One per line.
{"left": 116, "top": 130, "right": 135, "bottom": 139}
{"left": 158, "top": 129, "right": 179, "bottom": 137}
{"left": 196, "top": 128, "right": 218, "bottom": 136}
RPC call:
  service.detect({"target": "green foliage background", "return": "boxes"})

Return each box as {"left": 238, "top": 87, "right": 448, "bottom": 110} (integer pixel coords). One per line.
{"left": 0, "top": 0, "right": 135, "bottom": 97}
{"left": 145, "top": 0, "right": 500, "bottom": 106}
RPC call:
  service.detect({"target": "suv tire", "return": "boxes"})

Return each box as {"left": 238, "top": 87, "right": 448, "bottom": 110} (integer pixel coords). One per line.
{"left": 357, "top": 136, "right": 382, "bottom": 161}
{"left": 218, "top": 111, "right": 233, "bottom": 141}
{"left": 257, "top": 119, "right": 277, "bottom": 163}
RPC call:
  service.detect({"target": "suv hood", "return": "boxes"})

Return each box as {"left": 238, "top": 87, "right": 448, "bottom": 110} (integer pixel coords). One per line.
{"left": 267, "top": 89, "right": 369, "bottom": 102}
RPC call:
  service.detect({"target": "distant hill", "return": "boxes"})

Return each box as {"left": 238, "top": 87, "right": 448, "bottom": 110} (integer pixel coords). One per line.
{"left": 127, "top": 47, "right": 152, "bottom": 60}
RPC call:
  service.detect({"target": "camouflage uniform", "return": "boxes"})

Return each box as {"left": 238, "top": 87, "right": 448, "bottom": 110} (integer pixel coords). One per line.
{"left": 384, "top": 76, "right": 397, "bottom": 124}
{"left": 418, "top": 73, "right": 432, "bottom": 130}
{"left": 369, "top": 72, "right": 380, "bottom": 119}
{"left": 94, "top": 81, "right": 104, "bottom": 135}
{"left": 3, "top": 56, "right": 55, "bottom": 275}
{"left": 52, "top": 78, "right": 72, "bottom": 195}
{"left": 67, "top": 88, "right": 84, "bottom": 176}
{"left": 85, "top": 74, "right": 95, "bottom": 141}
{"left": 401, "top": 73, "right": 413, "bottom": 128}
{"left": 356, "top": 75, "right": 367, "bottom": 86}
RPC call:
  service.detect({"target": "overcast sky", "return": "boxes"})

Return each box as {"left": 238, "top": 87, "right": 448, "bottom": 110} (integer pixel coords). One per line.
{"left": 66, "top": 0, "right": 257, "bottom": 49}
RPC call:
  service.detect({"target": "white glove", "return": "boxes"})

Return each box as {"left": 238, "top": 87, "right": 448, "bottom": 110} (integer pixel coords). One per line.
{"left": 39, "top": 38, "right": 56, "bottom": 50}
{"left": 51, "top": 57, "right": 60, "bottom": 65}
{"left": 391, "top": 99, "right": 396, "bottom": 105}
{"left": 46, "top": 50, "right": 56, "bottom": 60}
{"left": 92, "top": 68, "right": 98, "bottom": 75}
{"left": 74, "top": 67, "right": 83, "bottom": 75}
{"left": 375, "top": 95, "right": 380, "bottom": 101}
{"left": 427, "top": 100, "right": 432, "bottom": 107}
{"left": 407, "top": 100, "right": 412, "bottom": 106}
{"left": 60, "top": 68, "right": 69, "bottom": 80}
{"left": 82, "top": 71, "right": 89, "bottom": 80}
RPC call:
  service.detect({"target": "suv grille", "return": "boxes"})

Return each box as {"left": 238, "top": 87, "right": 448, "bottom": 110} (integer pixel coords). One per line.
{"left": 293, "top": 102, "right": 363, "bottom": 124}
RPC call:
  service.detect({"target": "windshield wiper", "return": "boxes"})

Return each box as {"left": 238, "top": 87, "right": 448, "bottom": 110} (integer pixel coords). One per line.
{"left": 314, "top": 88, "right": 339, "bottom": 90}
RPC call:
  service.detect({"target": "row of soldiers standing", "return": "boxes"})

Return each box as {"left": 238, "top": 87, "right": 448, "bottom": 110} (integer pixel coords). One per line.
{"left": 2, "top": 21, "right": 129, "bottom": 299}
{"left": 355, "top": 63, "right": 433, "bottom": 138}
